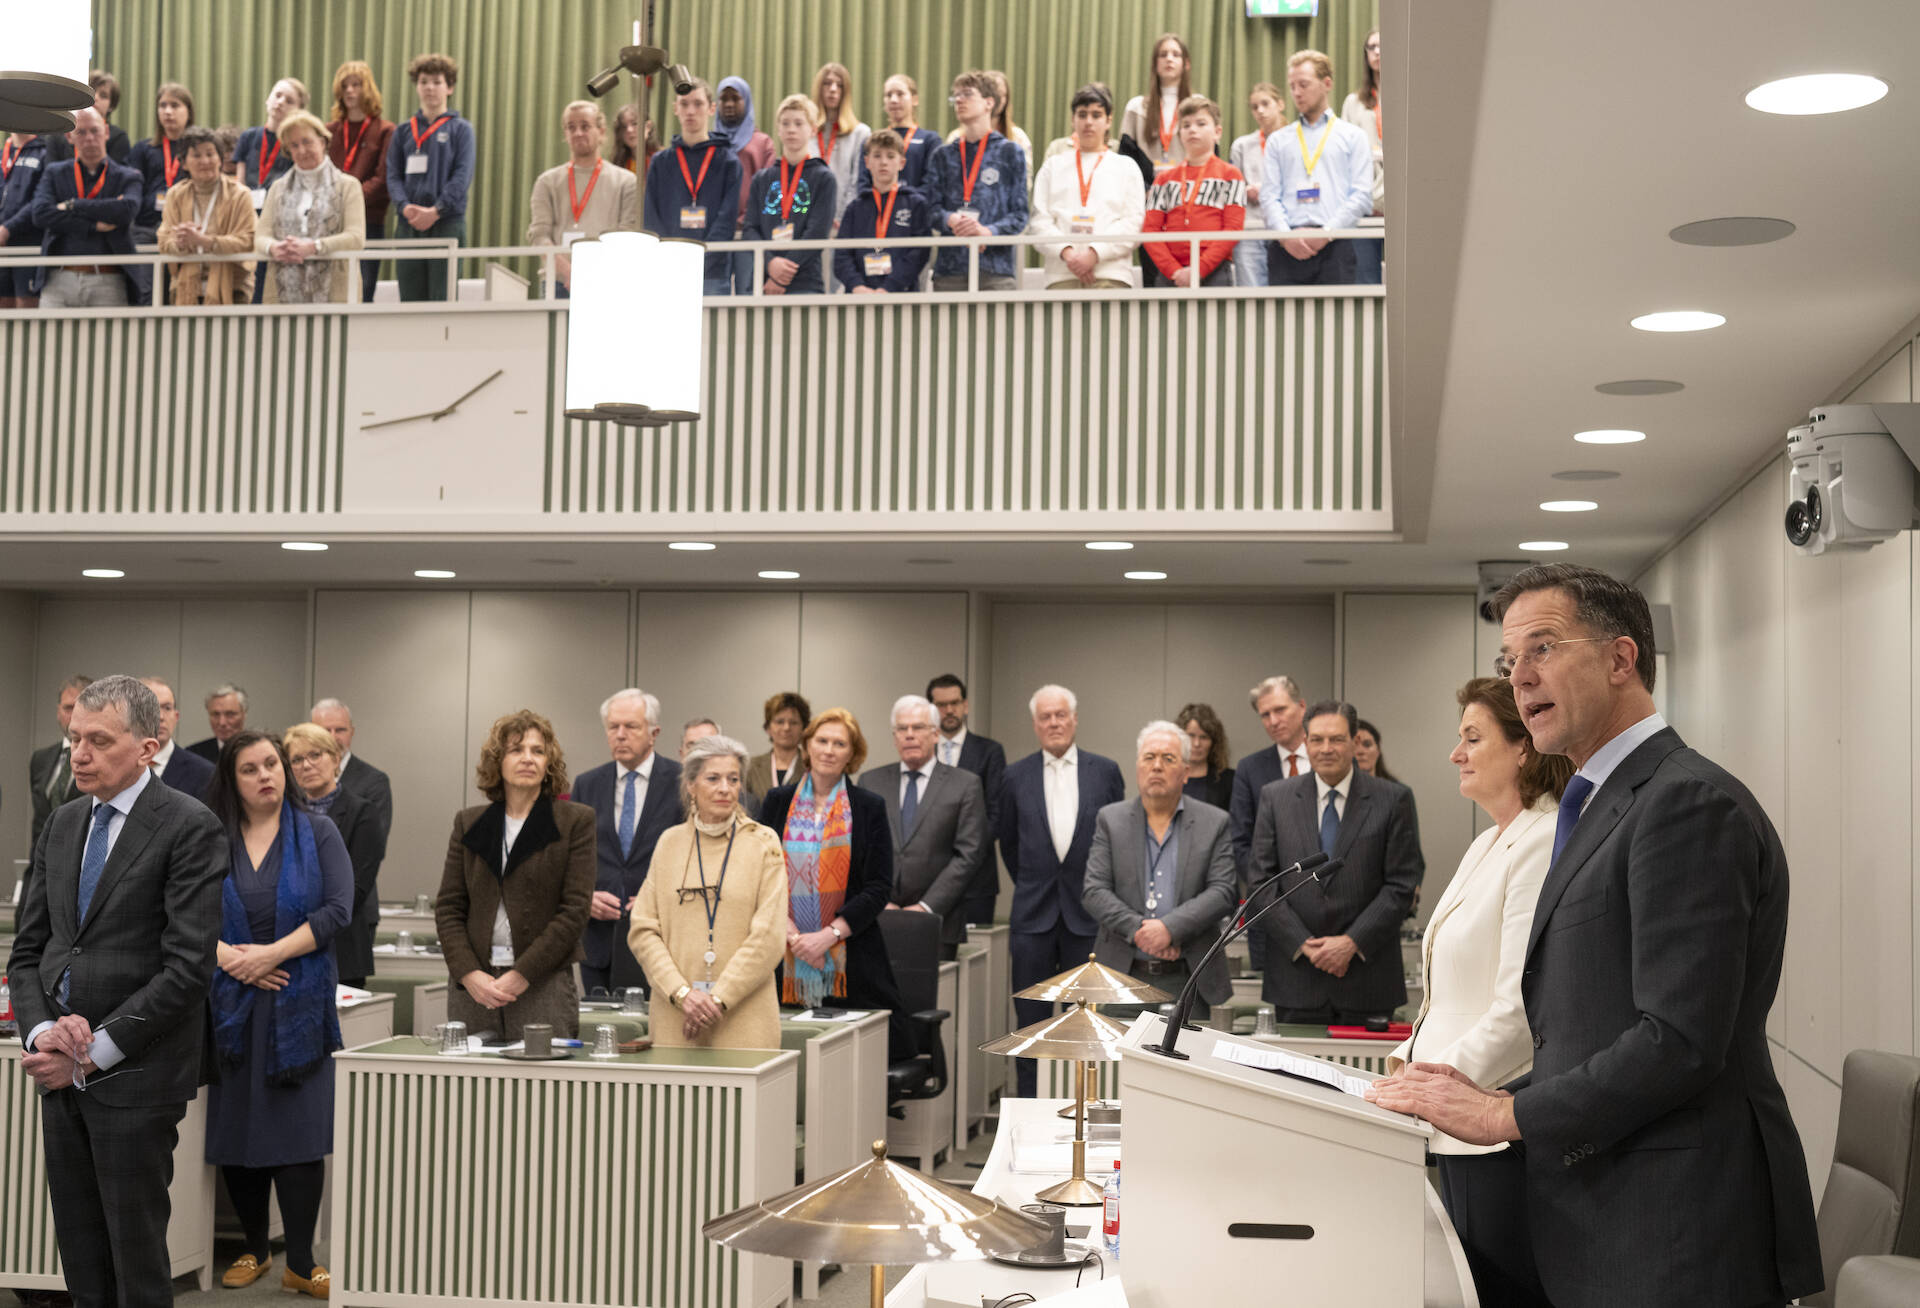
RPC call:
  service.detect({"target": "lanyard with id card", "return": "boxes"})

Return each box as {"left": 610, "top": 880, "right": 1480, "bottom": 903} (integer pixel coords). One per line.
{"left": 772, "top": 156, "right": 803, "bottom": 242}
{"left": 865, "top": 185, "right": 901, "bottom": 279}
{"left": 686, "top": 823, "right": 738, "bottom": 993}
{"left": 1294, "top": 119, "right": 1332, "bottom": 205}
{"left": 674, "top": 146, "right": 713, "bottom": 230}
{"left": 1071, "top": 150, "right": 1105, "bottom": 234}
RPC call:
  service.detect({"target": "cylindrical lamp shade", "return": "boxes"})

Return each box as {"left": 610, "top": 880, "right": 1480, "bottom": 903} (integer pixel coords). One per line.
{"left": 563, "top": 230, "right": 705, "bottom": 427}
{"left": 0, "top": 1, "right": 94, "bottom": 133}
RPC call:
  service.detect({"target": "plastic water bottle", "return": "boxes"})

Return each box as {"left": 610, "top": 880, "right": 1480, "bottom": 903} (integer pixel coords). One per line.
{"left": 0, "top": 974, "right": 12, "bottom": 1034}
{"left": 1101, "top": 1159, "right": 1121, "bottom": 1261}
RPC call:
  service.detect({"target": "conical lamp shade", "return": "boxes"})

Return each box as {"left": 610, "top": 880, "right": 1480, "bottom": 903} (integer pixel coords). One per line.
{"left": 980, "top": 1003, "right": 1133, "bottom": 1062}
{"left": 1013, "top": 953, "right": 1171, "bottom": 1005}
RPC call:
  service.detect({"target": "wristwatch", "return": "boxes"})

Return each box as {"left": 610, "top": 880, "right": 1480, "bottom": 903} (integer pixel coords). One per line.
{"left": 829, "top": 923, "right": 847, "bottom": 941}
{"left": 669, "top": 984, "right": 692, "bottom": 1008}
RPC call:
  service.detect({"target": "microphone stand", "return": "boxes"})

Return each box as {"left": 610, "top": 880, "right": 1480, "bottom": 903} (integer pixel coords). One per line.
{"left": 1143, "top": 856, "right": 1342, "bottom": 1061}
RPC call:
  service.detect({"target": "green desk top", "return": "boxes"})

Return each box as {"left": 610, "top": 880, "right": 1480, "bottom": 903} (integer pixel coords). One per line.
{"left": 351, "top": 1035, "right": 792, "bottom": 1070}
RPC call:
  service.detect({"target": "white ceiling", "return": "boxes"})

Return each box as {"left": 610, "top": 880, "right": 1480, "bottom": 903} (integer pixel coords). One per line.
{"left": 11, "top": 0, "right": 1917, "bottom": 594}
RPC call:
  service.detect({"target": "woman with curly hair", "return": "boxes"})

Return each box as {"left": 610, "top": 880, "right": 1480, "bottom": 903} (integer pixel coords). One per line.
{"left": 434, "top": 708, "right": 596, "bottom": 1039}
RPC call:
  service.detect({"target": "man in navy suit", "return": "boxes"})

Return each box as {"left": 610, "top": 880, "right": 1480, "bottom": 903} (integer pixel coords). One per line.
{"left": 139, "top": 676, "right": 213, "bottom": 801}
{"left": 30, "top": 106, "right": 149, "bottom": 307}
{"left": 1227, "top": 674, "right": 1312, "bottom": 972}
{"left": 927, "top": 673, "right": 1008, "bottom": 925}
{"left": 572, "top": 689, "right": 684, "bottom": 996}
{"left": 996, "top": 684, "right": 1124, "bottom": 1096}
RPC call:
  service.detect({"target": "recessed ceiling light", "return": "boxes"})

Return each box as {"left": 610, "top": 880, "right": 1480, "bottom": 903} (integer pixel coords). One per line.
{"left": 1518, "top": 540, "right": 1570, "bottom": 552}
{"left": 281, "top": 541, "right": 329, "bottom": 552}
{"left": 1302, "top": 557, "right": 1351, "bottom": 566}
{"left": 1594, "top": 379, "right": 1683, "bottom": 396}
{"left": 1541, "top": 500, "right": 1598, "bottom": 513}
{"left": 668, "top": 541, "right": 716, "bottom": 552}
{"left": 1552, "top": 469, "right": 1621, "bottom": 481}
{"left": 81, "top": 568, "right": 125, "bottom": 579}
{"left": 1668, "top": 217, "right": 1796, "bottom": 247}
{"left": 1123, "top": 570, "right": 1168, "bottom": 581}
{"left": 1574, "top": 429, "right": 1647, "bottom": 445}
{"left": 1745, "top": 72, "right": 1888, "bottom": 116}
{"left": 758, "top": 570, "right": 800, "bottom": 580}
{"left": 1631, "top": 310, "right": 1725, "bottom": 333}
{"left": 1085, "top": 541, "right": 1134, "bottom": 551}
{"left": 413, "top": 569, "right": 457, "bottom": 579}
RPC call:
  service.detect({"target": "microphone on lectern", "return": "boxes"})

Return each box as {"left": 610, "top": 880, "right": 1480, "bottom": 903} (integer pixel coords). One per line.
{"left": 1145, "top": 853, "right": 1343, "bottom": 1060}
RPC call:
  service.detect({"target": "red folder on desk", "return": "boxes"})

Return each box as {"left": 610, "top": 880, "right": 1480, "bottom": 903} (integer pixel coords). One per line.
{"left": 1324, "top": 1023, "right": 1413, "bottom": 1041}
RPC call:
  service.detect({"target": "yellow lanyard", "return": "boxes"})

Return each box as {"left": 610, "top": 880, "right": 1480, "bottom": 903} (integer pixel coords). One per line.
{"left": 1295, "top": 117, "right": 1332, "bottom": 180}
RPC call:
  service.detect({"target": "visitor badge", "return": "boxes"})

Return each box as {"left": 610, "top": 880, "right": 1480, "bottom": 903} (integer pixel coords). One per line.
{"left": 692, "top": 980, "right": 714, "bottom": 994}
{"left": 406, "top": 153, "right": 429, "bottom": 175}
{"left": 954, "top": 207, "right": 979, "bottom": 227}
{"left": 864, "top": 253, "right": 892, "bottom": 279}
{"left": 680, "top": 205, "right": 706, "bottom": 229}
{"left": 560, "top": 229, "right": 585, "bottom": 249}
{"left": 250, "top": 187, "right": 267, "bottom": 209}
{"left": 1296, "top": 186, "right": 1321, "bottom": 203}
{"left": 1069, "top": 210, "right": 1095, "bottom": 234}
{"left": 771, "top": 222, "right": 795, "bottom": 242}
{"left": 18, "top": 157, "right": 37, "bottom": 170}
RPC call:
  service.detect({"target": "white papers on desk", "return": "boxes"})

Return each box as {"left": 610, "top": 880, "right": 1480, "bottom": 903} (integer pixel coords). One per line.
{"left": 787, "top": 1008, "right": 872, "bottom": 1022}
{"left": 1007, "top": 1119, "right": 1121, "bottom": 1175}
{"left": 1212, "top": 1039, "right": 1372, "bottom": 1098}
{"left": 335, "top": 985, "right": 376, "bottom": 1005}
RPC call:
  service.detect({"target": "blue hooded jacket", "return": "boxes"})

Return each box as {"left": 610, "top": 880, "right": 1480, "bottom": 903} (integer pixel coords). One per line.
{"left": 924, "top": 132, "right": 1029, "bottom": 280}
{"left": 643, "top": 135, "right": 742, "bottom": 281}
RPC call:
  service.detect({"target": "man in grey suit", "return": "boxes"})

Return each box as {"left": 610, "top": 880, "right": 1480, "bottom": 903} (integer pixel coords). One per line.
{"left": 28, "top": 673, "right": 93, "bottom": 853}
{"left": 860, "top": 695, "right": 988, "bottom": 961}
{"left": 313, "top": 697, "right": 394, "bottom": 843}
{"left": 1250, "top": 699, "right": 1423, "bottom": 1022}
{"left": 7, "top": 675, "right": 227, "bottom": 1308}
{"left": 1082, "top": 721, "right": 1238, "bottom": 1017}
{"left": 1368, "top": 564, "right": 1821, "bottom": 1308}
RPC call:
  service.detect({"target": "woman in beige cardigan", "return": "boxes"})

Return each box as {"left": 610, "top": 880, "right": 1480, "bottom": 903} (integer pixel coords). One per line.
{"left": 1388, "top": 677, "right": 1574, "bottom": 1305}
{"left": 254, "top": 110, "right": 365, "bottom": 304}
{"left": 629, "top": 733, "right": 787, "bottom": 1050}
{"left": 157, "top": 126, "right": 257, "bottom": 304}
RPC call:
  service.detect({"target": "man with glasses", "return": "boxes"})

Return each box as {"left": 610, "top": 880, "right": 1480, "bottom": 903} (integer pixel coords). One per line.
{"left": 1248, "top": 699, "right": 1423, "bottom": 1023}
{"left": 926, "top": 673, "right": 1007, "bottom": 925}
{"left": 925, "top": 70, "right": 1029, "bottom": 290}
{"left": 858, "top": 695, "right": 988, "bottom": 960}
{"left": 1367, "top": 564, "right": 1820, "bottom": 1308}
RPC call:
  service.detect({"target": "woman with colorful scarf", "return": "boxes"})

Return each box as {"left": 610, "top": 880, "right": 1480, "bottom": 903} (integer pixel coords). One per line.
{"left": 203, "top": 731, "right": 353, "bottom": 1299}
{"left": 760, "top": 707, "right": 911, "bottom": 1060}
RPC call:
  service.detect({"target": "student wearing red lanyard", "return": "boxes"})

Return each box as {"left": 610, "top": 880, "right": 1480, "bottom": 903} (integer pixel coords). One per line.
{"left": 1030, "top": 84, "right": 1146, "bottom": 290}
{"left": 741, "top": 94, "right": 837, "bottom": 296}
{"left": 384, "top": 52, "right": 476, "bottom": 302}
{"left": 1120, "top": 33, "right": 1193, "bottom": 173}
{"left": 28, "top": 106, "right": 147, "bottom": 308}
{"left": 0, "top": 128, "right": 54, "bottom": 309}
{"left": 832, "top": 130, "right": 932, "bottom": 294}
{"left": 326, "top": 61, "right": 395, "bottom": 305}
{"left": 808, "top": 63, "right": 871, "bottom": 230}
{"left": 1339, "top": 29, "right": 1386, "bottom": 285}
{"left": 642, "top": 79, "right": 741, "bottom": 296}
{"left": 878, "top": 75, "right": 943, "bottom": 191}
{"left": 1141, "top": 96, "right": 1246, "bottom": 289}
{"left": 1228, "top": 82, "right": 1287, "bottom": 289}
{"left": 924, "top": 71, "right": 1030, "bottom": 290}
{"left": 129, "top": 83, "right": 195, "bottom": 249}
{"left": 530, "top": 100, "right": 640, "bottom": 299}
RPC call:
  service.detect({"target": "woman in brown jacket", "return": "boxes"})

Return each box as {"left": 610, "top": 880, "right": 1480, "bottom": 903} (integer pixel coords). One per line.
{"left": 157, "top": 126, "right": 257, "bottom": 304}
{"left": 435, "top": 709, "right": 596, "bottom": 1040}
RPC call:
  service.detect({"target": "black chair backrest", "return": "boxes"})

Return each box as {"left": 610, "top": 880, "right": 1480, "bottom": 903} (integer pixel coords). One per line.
{"left": 878, "top": 908, "right": 943, "bottom": 1014}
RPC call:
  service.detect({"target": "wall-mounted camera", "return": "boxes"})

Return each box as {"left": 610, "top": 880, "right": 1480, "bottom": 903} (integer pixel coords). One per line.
{"left": 1785, "top": 404, "right": 1920, "bottom": 555}
{"left": 1475, "top": 560, "right": 1534, "bottom": 623}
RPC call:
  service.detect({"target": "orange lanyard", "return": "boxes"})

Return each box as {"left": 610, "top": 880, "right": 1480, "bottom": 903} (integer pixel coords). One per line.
{"left": 958, "top": 136, "right": 988, "bottom": 205}
{"left": 673, "top": 147, "right": 712, "bottom": 205}
{"left": 410, "top": 113, "right": 450, "bottom": 152}
{"left": 0, "top": 138, "right": 19, "bottom": 179}
{"left": 871, "top": 184, "right": 899, "bottom": 239}
{"left": 72, "top": 161, "right": 106, "bottom": 199}
{"left": 570, "top": 156, "right": 606, "bottom": 222}
{"left": 778, "top": 157, "right": 802, "bottom": 222}
{"left": 160, "top": 137, "right": 182, "bottom": 187}
{"left": 340, "top": 118, "right": 371, "bottom": 172}
{"left": 1074, "top": 149, "right": 1105, "bottom": 206}
{"left": 1373, "top": 99, "right": 1383, "bottom": 143}
{"left": 1259, "top": 128, "right": 1270, "bottom": 153}
{"left": 1159, "top": 99, "right": 1177, "bottom": 158}
{"left": 1179, "top": 163, "right": 1208, "bottom": 219}
{"left": 257, "top": 130, "right": 280, "bottom": 182}
{"left": 816, "top": 122, "right": 838, "bottom": 165}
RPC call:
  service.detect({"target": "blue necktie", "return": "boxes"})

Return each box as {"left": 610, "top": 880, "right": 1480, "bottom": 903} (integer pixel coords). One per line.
{"left": 1551, "top": 774, "right": 1595, "bottom": 868}
{"left": 61, "top": 804, "right": 116, "bottom": 1008}
{"left": 902, "top": 770, "right": 922, "bottom": 836}
{"left": 618, "top": 770, "right": 637, "bottom": 858}
{"left": 1319, "top": 791, "right": 1340, "bottom": 855}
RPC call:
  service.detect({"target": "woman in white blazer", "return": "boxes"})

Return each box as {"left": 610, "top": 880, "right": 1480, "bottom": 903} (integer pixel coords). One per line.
{"left": 1389, "top": 676, "right": 1573, "bottom": 1307}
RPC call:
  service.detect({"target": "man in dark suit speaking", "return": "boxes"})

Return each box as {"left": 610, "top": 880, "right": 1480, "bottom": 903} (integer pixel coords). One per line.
{"left": 1250, "top": 699, "right": 1423, "bottom": 1022}
{"left": 6, "top": 674, "right": 227, "bottom": 1308}
{"left": 1368, "top": 564, "right": 1821, "bottom": 1307}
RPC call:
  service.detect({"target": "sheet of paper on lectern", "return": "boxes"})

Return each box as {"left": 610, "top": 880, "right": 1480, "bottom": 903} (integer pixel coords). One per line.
{"left": 1211, "top": 1039, "right": 1373, "bottom": 1098}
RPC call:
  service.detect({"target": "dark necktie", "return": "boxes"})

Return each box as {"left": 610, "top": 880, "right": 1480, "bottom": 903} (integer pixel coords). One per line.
{"left": 1286, "top": 752, "right": 1300, "bottom": 778}
{"left": 1551, "top": 775, "right": 1595, "bottom": 868}
{"left": 902, "top": 770, "right": 922, "bottom": 836}
{"left": 618, "top": 769, "right": 637, "bottom": 858}
{"left": 1319, "top": 790, "right": 1340, "bottom": 854}
{"left": 61, "top": 803, "right": 117, "bottom": 1008}
{"left": 48, "top": 749, "right": 72, "bottom": 803}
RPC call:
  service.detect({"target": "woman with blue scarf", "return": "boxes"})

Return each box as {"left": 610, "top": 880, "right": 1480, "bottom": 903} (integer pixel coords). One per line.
{"left": 203, "top": 731, "right": 352, "bottom": 1299}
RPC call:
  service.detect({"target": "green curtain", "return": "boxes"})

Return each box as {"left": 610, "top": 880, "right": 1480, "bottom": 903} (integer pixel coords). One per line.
{"left": 94, "top": 0, "right": 1379, "bottom": 257}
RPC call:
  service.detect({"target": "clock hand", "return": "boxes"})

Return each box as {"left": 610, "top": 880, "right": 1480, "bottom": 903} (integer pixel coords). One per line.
{"left": 359, "top": 410, "right": 445, "bottom": 431}
{"left": 429, "top": 368, "right": 505, "bottom": 421}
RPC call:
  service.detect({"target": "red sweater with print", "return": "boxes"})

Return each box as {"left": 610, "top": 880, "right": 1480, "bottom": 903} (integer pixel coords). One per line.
{"left": 1141, "top": 156, "right": 1247, "bottom": 279}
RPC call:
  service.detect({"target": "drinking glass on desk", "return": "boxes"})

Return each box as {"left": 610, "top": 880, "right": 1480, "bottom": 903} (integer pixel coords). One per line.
{"left": 591, "top": 1024, "right": 618, "bottom": 1059}
{"left": 621, "top": 987, "right": 646, "bottom": 1015}
{"left": 415, "top": 893, "right": 432, "bottom": 914}
{"left": 439, "top": 1020, "right": 468, "bottom": 1055}
{"left": 396, "top": 929, "right": 413, "bottom": 955}
{"left": 1255, "top": 1005, "right": 1277, "bottom": 1036}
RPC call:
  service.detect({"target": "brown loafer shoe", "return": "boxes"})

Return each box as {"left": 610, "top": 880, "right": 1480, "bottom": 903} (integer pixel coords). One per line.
{"left": 282, "top": 1265, "right": 330, "bottom": 1299}
{"left": 222, "top": 1254, "right": 270, "bottom": 1288}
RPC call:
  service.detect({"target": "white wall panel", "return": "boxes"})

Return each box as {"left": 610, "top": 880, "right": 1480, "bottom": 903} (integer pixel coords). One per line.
{"left": 1162, "top": 602, "right": 1338, "bottom": 766}
{"left": 631, "top": 591, "right": 801, "bottom": 767}
{"left": 0, "top": 593, "right": 37, "bottom": 871}
{"left": 797, "top": 593, "right": 969, "bottom": 764}
{"left": 986, "top": 604, "right": 1169, "bottom": 778}
{"left": 178, "top": 598, "right": 310, "bottom": 740}
{"left": 33, "top": 600, "right": 183, "bottom": 723}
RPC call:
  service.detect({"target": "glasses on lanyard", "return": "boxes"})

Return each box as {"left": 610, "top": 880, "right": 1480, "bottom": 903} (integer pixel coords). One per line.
{"left": 1492, "top": 636, "right": 1615, "bottom": 680}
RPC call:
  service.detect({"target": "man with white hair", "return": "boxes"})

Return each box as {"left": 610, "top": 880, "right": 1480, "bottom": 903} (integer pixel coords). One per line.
{"left": 858, "top": 695, "right": 990, "bottom": 961}
{"left": 186, "top": 682, "right": 249, "bottom": 764}
{"left": 572, "top": 688, "right": 684, "bottom": 995}
{"left": 1082, "top": 721, "right": 1238, "bottom": 1017}
{"left": 312, "top": 696, "right": 394, "bottom": 843}
{"left": 996, "top": 684, "right": 1125, "bottom": 1096}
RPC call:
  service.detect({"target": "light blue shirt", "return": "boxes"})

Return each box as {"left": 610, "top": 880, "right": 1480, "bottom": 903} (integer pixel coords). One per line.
{"left": 1138, "top": 800, "right": 1184, "bottom": 960}
{"left": 1573, "top": 712, "right": 1669, "bottom": 813}
{"left": 25, "top": 768, "right": 151, "bottom": 1078}
{"left": 1259, "top": 112, "right": 1374, "bottom": 234}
